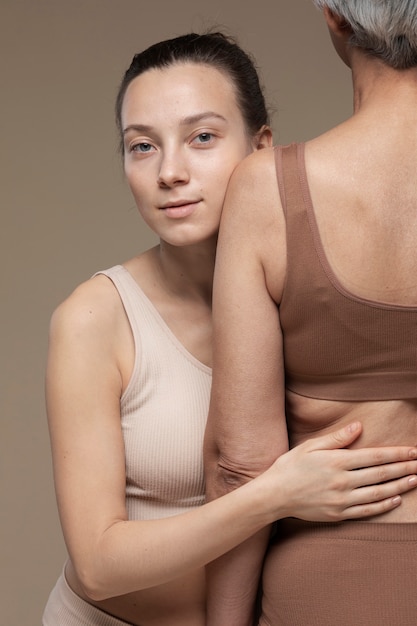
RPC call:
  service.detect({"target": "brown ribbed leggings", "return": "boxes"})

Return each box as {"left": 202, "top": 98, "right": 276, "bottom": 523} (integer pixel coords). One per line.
{"left": 258, "top": 519, "right": 417, "bottom": 626}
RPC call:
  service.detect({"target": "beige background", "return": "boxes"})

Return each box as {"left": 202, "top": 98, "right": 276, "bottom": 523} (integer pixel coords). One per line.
{"left": 1, "top": 1, "right": 352, "bottom": 623}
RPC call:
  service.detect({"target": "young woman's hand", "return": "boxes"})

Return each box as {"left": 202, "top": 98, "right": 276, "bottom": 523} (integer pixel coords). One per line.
{"left": 268, "top": 421, "right": 417, "bottom": 521}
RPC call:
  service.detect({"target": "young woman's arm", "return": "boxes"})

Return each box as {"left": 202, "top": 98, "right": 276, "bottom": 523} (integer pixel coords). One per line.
{"left": 203, "top": 147, "right": 417, "bottom": 625}
{"left": 47, "top": 266, "right": 417, "bottom": 605}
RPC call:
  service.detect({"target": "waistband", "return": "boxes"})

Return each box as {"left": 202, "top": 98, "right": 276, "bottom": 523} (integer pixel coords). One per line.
{"left": 275, "top": 518, "right": 417, "bottom": 542}
{"left": 43, "top": 564, "right": 133, "bottom": 625}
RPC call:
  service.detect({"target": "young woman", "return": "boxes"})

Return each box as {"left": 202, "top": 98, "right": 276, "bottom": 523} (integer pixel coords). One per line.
{"left": 204, "top": 5, "right": 417, "bottom": 625}
{"left": 43, "top": 31, "right": 417, "bottom": 626}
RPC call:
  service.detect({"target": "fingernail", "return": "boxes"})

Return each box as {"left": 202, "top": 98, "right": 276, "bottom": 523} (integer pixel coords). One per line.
{"left": 347, "top": 422, "right": 360, "bottom": 433}
{"left": 408, "top": 476, "right": 417, "bottom": 485}
{"left": 392, "top": 496, "right": 401, "bottom": 505}
{"left": 409, "top": 448, "right": 417, "bottom": 459}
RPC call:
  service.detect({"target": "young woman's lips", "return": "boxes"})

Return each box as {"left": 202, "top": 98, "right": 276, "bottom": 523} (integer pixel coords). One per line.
{"left": 161, "top": 200, "right": 200, "bottom": 218}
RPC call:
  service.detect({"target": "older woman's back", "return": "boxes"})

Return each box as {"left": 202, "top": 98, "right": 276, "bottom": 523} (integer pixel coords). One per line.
{"left": 261, "top": 4, "right": 417, "bottom": 623}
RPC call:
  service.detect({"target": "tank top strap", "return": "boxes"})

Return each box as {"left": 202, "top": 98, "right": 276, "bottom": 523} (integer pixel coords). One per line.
{"left": 93, "top": 264, "right": 150, "bottom": 341}
{"left": 274, "top": 142, "right": 305, "bottom": 220}
{"left": 274, "top": 143, "right": 320, "bottom": 290}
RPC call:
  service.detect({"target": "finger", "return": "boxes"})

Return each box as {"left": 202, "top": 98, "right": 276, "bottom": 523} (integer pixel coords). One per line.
{"left": 349, "top": 460, "right": 417, "bottom": 488}
{"left": 343, "top": 475, "right": 417, "bottom": 520}
{"left": 341, "top": 446, "right": 417, "bottom": 471}
{"left": 304, "top": 421, "right": 363, "bottom": 451}
{"left": 349, "top": 474, "right": 417, "bottom": 508}
{"left": 342, "top": 496, "right": 402, "bottom": 520}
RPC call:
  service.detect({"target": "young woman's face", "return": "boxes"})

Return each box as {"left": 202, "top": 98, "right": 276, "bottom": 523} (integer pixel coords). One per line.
{"left": 121, "top": 62, "right": 267, "bottom": 247}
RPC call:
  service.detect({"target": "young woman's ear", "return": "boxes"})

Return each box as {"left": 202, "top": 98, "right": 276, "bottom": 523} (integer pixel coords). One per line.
{"left": 253, "top": 125, "right": 273, "bottom": 151}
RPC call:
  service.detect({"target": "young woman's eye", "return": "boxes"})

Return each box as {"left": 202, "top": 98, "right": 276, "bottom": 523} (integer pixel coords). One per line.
{"left": 194, "top": 132, "right": 214, "bottom": 144}
{"left": 131, "top": 142, "right": 154, "bottom": 153}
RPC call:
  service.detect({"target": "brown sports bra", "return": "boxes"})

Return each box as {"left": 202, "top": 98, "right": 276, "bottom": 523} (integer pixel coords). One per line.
{"left": 276, "top": 143, "right": 417, "bottom": 401}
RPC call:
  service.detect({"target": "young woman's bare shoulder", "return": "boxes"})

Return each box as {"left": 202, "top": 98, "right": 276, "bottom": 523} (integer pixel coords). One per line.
{"left": 49, "top": 273, "right": 123, "bottom": 345}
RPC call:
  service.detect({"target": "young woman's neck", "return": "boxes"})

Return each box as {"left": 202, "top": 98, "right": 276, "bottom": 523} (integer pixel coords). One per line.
{"left": 153, "top": 238, "right": 217, "bottom": 305}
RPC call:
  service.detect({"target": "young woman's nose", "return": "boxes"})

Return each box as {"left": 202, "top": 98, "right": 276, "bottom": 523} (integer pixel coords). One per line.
{"left": 157, "top": 150, "right": 190, "bottom": 188}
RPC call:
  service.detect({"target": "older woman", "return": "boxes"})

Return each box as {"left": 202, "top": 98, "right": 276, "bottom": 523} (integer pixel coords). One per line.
{"left": 205, "top": 3, "right": 417, "bottom": 624}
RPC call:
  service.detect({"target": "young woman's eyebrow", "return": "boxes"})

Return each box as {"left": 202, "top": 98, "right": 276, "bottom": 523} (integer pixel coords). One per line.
{"left": 123, "top": 112, "right": 227, "bottom": 136}
{"left": 123, "top": 123, "right": 153, "bottom": 135}
{"left": 180, "top": 111, "right": 227, "bottom": 126}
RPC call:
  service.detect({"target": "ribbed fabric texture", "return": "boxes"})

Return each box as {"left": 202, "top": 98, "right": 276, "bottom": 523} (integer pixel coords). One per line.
{"left": 276, "top": 143, "right": 417, "bottom": 401}
{"left": 43, "top": 568, "right": 131, "bottom": 625}
{"left": 97, "top": 265, "right": 211, "bottom": 520}
{"left": 259, "top": 519, "right": 417, "bottom": 626}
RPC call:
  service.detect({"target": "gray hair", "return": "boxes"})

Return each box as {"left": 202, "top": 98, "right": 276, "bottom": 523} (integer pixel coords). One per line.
{"left": 312, "top": 0, "right": 417, "bottom": 68}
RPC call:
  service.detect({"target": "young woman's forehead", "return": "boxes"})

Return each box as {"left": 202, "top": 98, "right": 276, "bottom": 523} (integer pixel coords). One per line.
{"left": 122, "top": 63, "right": 240, "bottom": 118}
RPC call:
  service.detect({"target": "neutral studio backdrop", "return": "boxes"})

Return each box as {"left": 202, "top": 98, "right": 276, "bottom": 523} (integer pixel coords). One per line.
{"left": 1, "top": 0, "right": 352, "bottom": 623}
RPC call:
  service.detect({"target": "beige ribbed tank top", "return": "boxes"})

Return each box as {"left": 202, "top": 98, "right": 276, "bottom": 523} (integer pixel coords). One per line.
{"left": 96, "top": 265, "right": 212, "bottom": 520}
